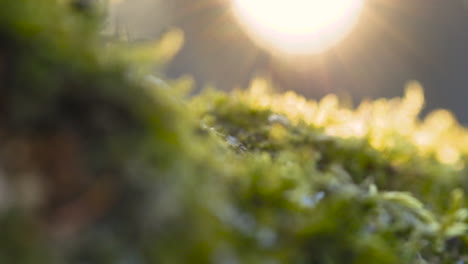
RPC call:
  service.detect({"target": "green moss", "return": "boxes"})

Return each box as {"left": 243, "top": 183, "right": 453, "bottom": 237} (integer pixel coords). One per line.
{"left": 0, "top": 1, "right": 467, "bottom": 263}
{"left": 191, "top": 85, "right": 468, "bottom": 263}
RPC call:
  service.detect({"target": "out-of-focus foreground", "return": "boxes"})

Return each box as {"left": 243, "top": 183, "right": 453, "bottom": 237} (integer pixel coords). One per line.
{"left": 0, "top": 1, "right": 467, "bottom": 263}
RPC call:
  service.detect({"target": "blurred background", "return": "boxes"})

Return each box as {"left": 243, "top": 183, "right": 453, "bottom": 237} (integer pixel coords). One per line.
{"left": 106, "top": 0, "right": 468, "bottom": 124}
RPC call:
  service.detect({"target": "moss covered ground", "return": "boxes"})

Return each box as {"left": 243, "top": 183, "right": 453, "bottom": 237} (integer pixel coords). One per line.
{"left": 0, "top": 0, "right": 467, "bottom": 263}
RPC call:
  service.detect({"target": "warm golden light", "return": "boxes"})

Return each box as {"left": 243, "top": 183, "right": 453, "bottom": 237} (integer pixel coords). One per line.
{"left": 232, "top": 0, "right": 365, "bottom": 54}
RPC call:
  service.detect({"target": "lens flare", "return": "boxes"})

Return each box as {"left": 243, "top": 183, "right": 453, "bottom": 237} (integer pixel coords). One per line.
{"left": 232, "top": 0, "right": 365, "bottom": 55}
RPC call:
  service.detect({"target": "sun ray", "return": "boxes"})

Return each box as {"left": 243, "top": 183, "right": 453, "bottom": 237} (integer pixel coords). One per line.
{"left": 231, "top": 0, "right": 365, "bottom": 55}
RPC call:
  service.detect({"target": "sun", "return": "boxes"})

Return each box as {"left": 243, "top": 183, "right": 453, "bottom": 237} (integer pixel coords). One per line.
{"left": 232, "top": 0, "right": 365, "bottom": 55}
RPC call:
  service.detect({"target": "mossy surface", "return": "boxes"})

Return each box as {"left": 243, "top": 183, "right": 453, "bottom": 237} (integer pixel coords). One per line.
{"left": 0, "top": 1, "right": 467, "bottom": 263}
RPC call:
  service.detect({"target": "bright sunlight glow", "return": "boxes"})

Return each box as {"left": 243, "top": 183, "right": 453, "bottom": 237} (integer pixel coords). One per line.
{"left": 232, "top": 0, "right": 365, "bottom": 55}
